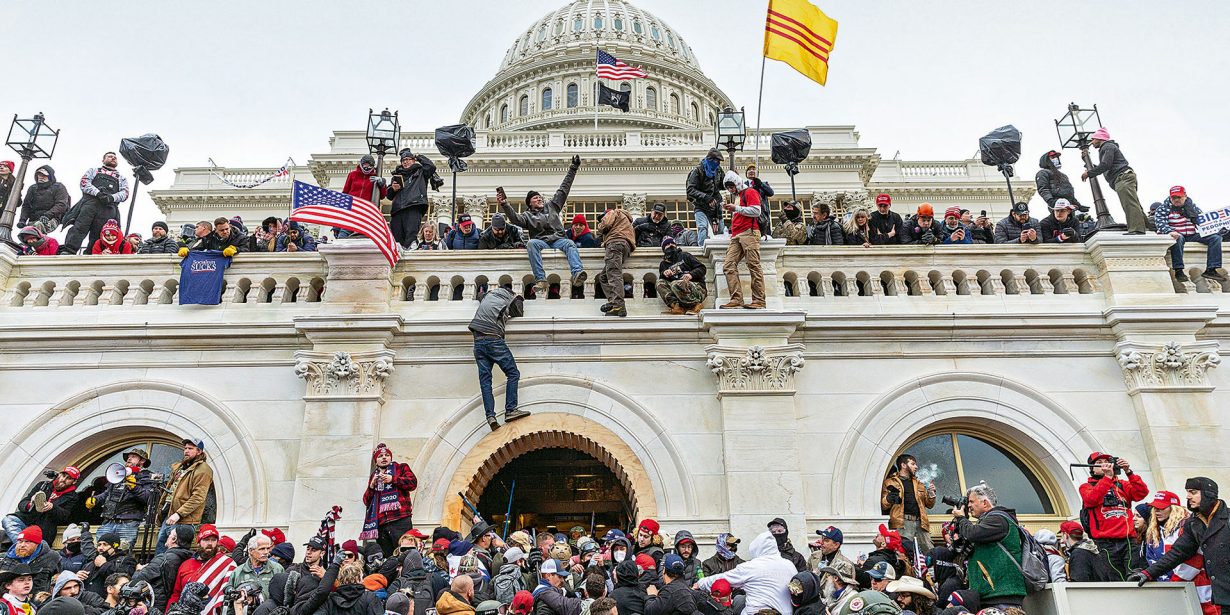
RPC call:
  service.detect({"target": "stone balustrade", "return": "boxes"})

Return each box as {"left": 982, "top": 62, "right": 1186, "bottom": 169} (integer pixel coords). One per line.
{"left": 1, "top": 234, "right": 1222, "bottom": 315}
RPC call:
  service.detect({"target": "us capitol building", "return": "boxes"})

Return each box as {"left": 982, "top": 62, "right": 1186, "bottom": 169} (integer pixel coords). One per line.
{"left": 0, "top": 2, "right": 1224, "bottom": 608}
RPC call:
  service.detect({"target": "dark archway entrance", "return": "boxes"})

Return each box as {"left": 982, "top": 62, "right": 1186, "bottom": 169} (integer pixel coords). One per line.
{"left": 475, "top": 447, "right": 633, "bottom": 535}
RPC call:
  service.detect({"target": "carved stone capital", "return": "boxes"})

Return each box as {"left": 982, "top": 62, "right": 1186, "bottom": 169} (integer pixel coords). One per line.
{"left": 1116, "top": 340, "right": 1221, "bottom": 393}
{"left": 705, "top": 344, "right": 805, "bottom": 396}
{"left": 622, "top": 193, "right": 647, "bottom": 217}
{"left": 810, "top": 190, "right": 870, "bottom": 218}
{"left": 295, "top": 350, "right": 396, "bottom": 400}
{"left": 462, "top": 194, "right": 490, "bottom": 222}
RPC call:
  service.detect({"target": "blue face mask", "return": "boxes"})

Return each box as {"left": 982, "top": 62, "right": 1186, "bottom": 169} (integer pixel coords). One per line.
{"left": 702, "top": 157, "right": 721, "bottom": 179}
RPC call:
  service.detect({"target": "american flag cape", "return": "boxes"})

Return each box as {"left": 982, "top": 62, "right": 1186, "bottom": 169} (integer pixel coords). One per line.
{"left": 194, "top": 552, "right": 238, "bottom": 615}
{"left": 596, "top": 50, "right": 647, "bottom": 80}
{"left": 289, "top": 180, "right": 400, "bottom": 266}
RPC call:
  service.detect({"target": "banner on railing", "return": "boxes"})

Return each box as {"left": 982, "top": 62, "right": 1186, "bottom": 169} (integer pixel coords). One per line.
{"left": 209, "top": 157, "right": 293, "bottom": 189}
{"left": 1197, "top": 207, "right": 1230, "bottom": 237}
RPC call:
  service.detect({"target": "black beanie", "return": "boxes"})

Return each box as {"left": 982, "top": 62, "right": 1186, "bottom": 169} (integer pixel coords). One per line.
{"left": 173, "top": 525, "right": 195, "bottom": 548}
{"left": 1186, "top": 477, "right": 1219, "bottom": 514}
{"left": 526, "top": 190, "right": 541, "bottom": 207}
{"left": 152, "top": 221, "right": 169, "bottom": 232}
{"left": 38, "top": 598, "right": 85, "bottom": 615}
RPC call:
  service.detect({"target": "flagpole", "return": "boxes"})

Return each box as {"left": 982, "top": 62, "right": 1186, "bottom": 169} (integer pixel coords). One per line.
{"left": 753, "top": 55, "right": 767, "bottom": 169}
{"left": 595, "top": 48, "right": 600, "bottom": 130}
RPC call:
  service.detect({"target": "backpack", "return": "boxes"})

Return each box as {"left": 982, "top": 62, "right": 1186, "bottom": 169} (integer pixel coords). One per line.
{"left": 984, "top": 511, "right": 1050, "bottom": 593}
{"left": 493, "top": 566, "right": 525, "bottom": 605}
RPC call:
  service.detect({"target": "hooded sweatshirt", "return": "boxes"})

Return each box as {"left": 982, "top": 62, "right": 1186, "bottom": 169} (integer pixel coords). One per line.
{"left": 610, "top": 560, "right": 647, "bottom": 615}
{"left": 787, "top": 571, "right": 821, "bottom": 615}
{"left": 1034, "top": 153, "right": 1081, "bottom": 209}
{"left": 90, "top": 220, "right": 134, "bottom": 255}
{"left": 696, "top": 532, "right": 796, "bottom": 615}
{"left": 19, "top": 165, "right": 70, "bottom": 225}
{"left": 16, "top": 226, "right": 59, "bottom": 256}
{"left": 52, "top": 571, "right": 82, "bottom": 599}
{"left": 767, "top": 519, "right": 808, "bottom": 573}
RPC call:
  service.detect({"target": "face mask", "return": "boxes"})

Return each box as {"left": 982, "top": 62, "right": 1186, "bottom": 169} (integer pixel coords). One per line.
{"left": 613, "top": 550, "right": 626, "bottom": 562}
{"left": 1051, "top": 157, "right": 1062, "bottom": 170}
{"left": 66, "top": 542, "right": 82, "bottom": 555}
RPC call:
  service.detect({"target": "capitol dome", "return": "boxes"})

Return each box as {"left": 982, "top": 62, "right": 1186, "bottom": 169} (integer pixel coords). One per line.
{"left": 461, "top": 0, "right": 735, "bottom": 132}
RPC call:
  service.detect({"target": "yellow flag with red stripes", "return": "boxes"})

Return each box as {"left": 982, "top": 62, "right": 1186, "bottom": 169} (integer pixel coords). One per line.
{"left": 763, "top": 0, "right": 839, "bottom": 86}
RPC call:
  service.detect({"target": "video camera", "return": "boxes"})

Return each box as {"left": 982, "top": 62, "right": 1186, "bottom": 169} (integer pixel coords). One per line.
{"left": 224, "top": 581, "right": 263, "bottom": 607}
{"left": 1070, "top": 455, "right": 1122, "bottom": 476}
{"left": 941, "top": 495, "right": 968, "bottom": 510}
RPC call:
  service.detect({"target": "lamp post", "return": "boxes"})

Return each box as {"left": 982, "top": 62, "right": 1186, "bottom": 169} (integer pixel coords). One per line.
{"left": 1055, "top": 102, "right": 1119, "bottom": 230}
{"left": 716, "top": 107, "right": 747, "bottom": 174}
{"left": 366, "top": 108, "right": 400, "bottom": 206}
{"left": 0, "top": 113, "right": 59, "bottom": 247}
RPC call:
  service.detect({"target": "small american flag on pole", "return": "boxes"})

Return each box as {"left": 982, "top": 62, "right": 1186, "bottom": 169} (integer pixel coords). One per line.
{"left": 290, "top": 180, "right": 399, "bottom": 266}
{"left": 596, "top": 49, "right": 648, "bottom": 79}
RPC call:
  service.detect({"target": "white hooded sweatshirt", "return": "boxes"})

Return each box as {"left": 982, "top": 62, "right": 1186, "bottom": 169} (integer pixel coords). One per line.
{"left": 696, "top": 531, "right": 796, "bottom": 615}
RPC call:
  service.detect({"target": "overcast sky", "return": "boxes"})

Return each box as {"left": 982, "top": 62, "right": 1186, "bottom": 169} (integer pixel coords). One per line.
{"left": 5, "top": 0, "right": 1227, "bottom": 234}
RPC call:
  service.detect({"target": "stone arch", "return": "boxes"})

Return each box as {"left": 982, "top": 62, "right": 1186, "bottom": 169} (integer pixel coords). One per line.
{"left": 0, "top": 380, "right": 268, "bottom": 526}
{"left": 831, "top": 371, "right": 1098, "bottom": 518}
{"left": 411, "top": 375, "right": 695, "bottom": 528}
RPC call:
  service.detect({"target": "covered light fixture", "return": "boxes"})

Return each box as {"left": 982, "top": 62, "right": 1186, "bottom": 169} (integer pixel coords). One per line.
{"left": 1, "top": 113, "right": 60, "bottom": 247}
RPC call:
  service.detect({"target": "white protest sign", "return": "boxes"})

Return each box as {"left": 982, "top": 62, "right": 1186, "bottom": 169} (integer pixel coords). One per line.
{"left": 1197, "top": 207, "right": 1230, "bottom": 237}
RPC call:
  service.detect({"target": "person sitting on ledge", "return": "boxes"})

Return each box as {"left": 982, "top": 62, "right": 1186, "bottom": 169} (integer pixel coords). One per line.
{"left": 1152, "top": 185, "right": 1227, "bottom": 283}
{"left": 498, "top": 155, "right": 587, "bottom": 297}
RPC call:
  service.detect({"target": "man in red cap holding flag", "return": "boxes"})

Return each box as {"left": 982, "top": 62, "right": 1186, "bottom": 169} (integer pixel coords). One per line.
{"left": 1079, "top": 451, "right": 1149, "bottom": 581}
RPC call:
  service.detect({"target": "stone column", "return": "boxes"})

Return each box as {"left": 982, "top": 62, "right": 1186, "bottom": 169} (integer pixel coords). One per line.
{"left": 703, "top": 238, "right": 787, "bottom": 309}
{"left": 702, "top": 311, "right": 807, "bottom": 543}
{"left": 287, "top": 240, "right": 402, "bottom": 542}
{"left": 622, "top": 193, "right": 647, "bottom": 218}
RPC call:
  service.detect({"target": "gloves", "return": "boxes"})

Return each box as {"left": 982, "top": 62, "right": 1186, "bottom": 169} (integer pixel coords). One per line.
{"left": 570, "top": 155, "right": 581, "bottom": 169}
{"left": 80, "top": 522, "right": 90, "bottom": 533}
{"left": 222, "top": 246, "right": 238, "bottom": 258}
{"left": 124, "top": 475, "right": 138, "bottom": 489}
{"left": 332, "top": 551, "right": 348, "bottom": 566}
{"left": 177, "top": 247, "right": 189, "bottom": 258}
{"left": 98, "top": 192, "right": 113, "bottom": 204}
{"left": 922, "top": 231, "right": 935, "bottom": 244}
{"left": 85, "top": 496, "right": 97, "bottom": 510}
{"left": 373, "top": 177, "right": 386, "bottom": 188}
{"left": 243, "top": 528, "right": 258, "bottom": 541}
{"left": 526, "top": 548, "right": 543, "bottom": 570}
{"left": 1128, "top": 572, "right": 1149, "bottom": 586}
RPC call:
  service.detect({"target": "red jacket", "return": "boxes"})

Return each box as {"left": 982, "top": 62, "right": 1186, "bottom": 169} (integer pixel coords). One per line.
{"left": 730, "top": 186, "right": 762, "bottom": 237}
{"left": 363, "top": 462, "right": 418, "bottom": 525}
{"left": 1079, "top": 473, "right": 1149, "bottom": 539}
{"left": 343, "top": 167, "right": 386, "bottom": 202}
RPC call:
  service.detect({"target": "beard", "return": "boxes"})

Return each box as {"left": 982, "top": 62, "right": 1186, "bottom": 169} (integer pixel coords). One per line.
{"left": 198, "top": 545, "right": 218, "bottom": 560}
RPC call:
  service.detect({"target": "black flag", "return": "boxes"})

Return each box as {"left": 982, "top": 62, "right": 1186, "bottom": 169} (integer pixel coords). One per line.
{"left": 597, "top": 84, "right": 630, "bottom": 112}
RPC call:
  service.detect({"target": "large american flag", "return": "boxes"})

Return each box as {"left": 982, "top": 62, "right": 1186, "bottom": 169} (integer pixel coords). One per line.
{"left": 596, "top": 49, "right": 647, "bottom": 80}
{"left": 289, "top": 180, "right": 399, "bottom": 265}
{"left": 194, "top": 553, "right": 238, "bottom": 615}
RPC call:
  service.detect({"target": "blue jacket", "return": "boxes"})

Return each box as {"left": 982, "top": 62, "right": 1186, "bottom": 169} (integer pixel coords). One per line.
{"left": 445, "top": 226, "right": 481, "bottom": 250}
{"left": 275, "top": 222, "right": 317, "bottom": 252}
{"left": 941, "top": 223, "right": 974, "bottom": 244}
{"left": 1153, "top": 196, "right": 1202, "bottom": 235}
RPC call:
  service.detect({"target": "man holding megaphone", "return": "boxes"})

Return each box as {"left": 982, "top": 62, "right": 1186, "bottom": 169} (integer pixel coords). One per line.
{"left": 88, "top": 449, "right": 158, "bottom": 551}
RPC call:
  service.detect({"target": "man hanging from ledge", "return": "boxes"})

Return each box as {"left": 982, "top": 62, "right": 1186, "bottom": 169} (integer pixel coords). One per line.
{"left": 497, "top": 155, "right": 587, "bottom": 298}
{"left": 469, "top": 287, "right": 530, "bottom": 432}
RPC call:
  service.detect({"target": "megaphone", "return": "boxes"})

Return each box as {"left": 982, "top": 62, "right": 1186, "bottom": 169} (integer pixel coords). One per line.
{"left": 105, "top": 462, "right": 129, "bottom": 485}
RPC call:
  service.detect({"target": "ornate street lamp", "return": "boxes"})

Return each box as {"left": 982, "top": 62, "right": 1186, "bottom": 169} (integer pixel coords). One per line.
{"left": 0, "top": 113, "right": 59, "bottom": 247}
{"left": 1055, "top": 102, "right": 1118, "bottom": 229}
{"left": 366, "top": 108, "right": 400, "bottom": 204}
{"left": 716, "top": 107, "right": 746, "bottom": 173}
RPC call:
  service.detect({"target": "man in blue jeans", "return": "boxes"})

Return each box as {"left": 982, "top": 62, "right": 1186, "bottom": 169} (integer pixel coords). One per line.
{"left": 469, "top": 287, "right": 529, "bottom": 431}
{"left": 1153, "top": 185, "right": 1228, "bottom": 283}
{"left": 498, "top": 155, "right": 587, "bottom": 298}
{"left": 686, "top": 148, "right": 726, "bottom": 247}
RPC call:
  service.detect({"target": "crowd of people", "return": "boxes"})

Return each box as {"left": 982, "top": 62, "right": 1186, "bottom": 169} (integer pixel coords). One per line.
{"left": 2, "top": 441, "right": 1228, "bottom": 615}
{"left": 6, "top": 128, "right": 1222, "bottom": 288}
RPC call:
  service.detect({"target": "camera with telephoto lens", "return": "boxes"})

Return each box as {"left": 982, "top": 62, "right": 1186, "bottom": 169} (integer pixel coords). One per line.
{"left": 43, "top": 469, "right": 58, "bottom": 480}
{"left": 942, "top": 495, "right": 968, "bottom": 510}
{"left": 225, "top": 582, "right": 263, "bottom": 606}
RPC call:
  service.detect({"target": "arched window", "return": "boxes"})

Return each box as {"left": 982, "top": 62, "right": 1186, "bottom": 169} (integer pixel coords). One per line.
{"left": 613, "top": 16, "right": 624, "bottom": 31}
{"left": 895, "top": 429, "right": 1056, "bottom": 515}
{"left": 541, "top": 87, "right": 553, "bottom": 111}
{"left": 708, "top": 111, "right": 715, "bottom": 126}
{"left": 593, "top": 14, "right": 604, "bottom": 29}
{"left": 484, "top": 114, "right": 491, "bottom": 129}
{"left": 670, "top": 93, "right": 680, "bottom": 115}
{"left": 667, "top": 32, "right": 677, "bottom": 49}
{"left": 519, "top": 36, "right": 529, "bottom": 52}
{"left": 567, "top": 83, "right": 579, "bottom": 108}
{"left": 69, "top": 434, "right": 219, "bottom": 526}
{"left": 651, "top": 25, "right": 661, "bottom": 41}
{"left": 536, "top": 25, "right": 548, "bottom": 42}
{"left": 519, "top": 95, "right": 530, "bottom": 116}
{"left": 500, "top": 104, "right": 509, "bottom": 124}
{"left": 646, "top": 87, "right": 658, "bottom": 111}
{"left": 690, "top": 102, "right": 699, "bottom": 120}
{"left": 633, "top": 20, "right": 643, "bottom": 35}
{"left": 573, "top": 16, "right": 584, "bottom": 31}
{"left": 619, "top": 82, "right": 632, "bottom": 94}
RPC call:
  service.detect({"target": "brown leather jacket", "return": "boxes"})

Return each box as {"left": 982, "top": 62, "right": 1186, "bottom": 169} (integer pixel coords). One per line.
{"left": 598, "top": 208, "right": 636, "bottom": 251}
{"left": 880, "top": 473, "right": 936, "bottom": 530}
{"left": 165, "top": 457, "right": 214, "bottom": 524}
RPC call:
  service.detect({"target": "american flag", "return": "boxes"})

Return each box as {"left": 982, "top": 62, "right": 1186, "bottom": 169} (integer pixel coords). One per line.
{"left": 193, "top": 552, "right": 238, "bottom": 615}
{"left": 289, "top": 180, "right": 399, "bottom": 266}
{"left": 597, "top": 49, "right": 647, "bottom": 80}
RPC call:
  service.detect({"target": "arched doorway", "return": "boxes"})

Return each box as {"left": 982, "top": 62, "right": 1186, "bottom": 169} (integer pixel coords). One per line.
{"left": 463, "top": 430, "right": 638, "bottom": 534}
{"left": 475, "top": 448, "right": 633, "bottom": 535}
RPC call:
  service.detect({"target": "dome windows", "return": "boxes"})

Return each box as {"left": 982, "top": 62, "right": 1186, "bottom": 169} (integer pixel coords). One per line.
{"left": 593, "top": 14, "right": 604, "bottom": 29}
{"left": 536, "top": 25, "right": 548, "bottom": 42}
{"left": 633, "top": 20, "right": 643, "bottom": 35}
{"left": 554, "top": 19, "right": 564, "bottom": 35}
{"left": 484, "top": 114, "right": 491, "bottom": 129}
{"left": 519, "top": 95, "right": 529, "bottom": 117}
{"left": 567, "top": 83, "right": 579, "bottom": 108}
{"left": 573, "top": 16, "right": 584, "bottom": 32}
{"left": 500, "top": 104, "right": 509, "bottom": 124}
{"left": 650, "top": 25, "right": 661, "bottom": 41}
{"left": 670, "top": 93, "right": 680, "bottom": 115}
{"left": 613, "top": 16, "right": 624, "bottom": 31}
{"left": 542, "top": 87, "right": 553, "bottom": 111}
{"left": 690, "top": 102, "right": 699, "bottom": 120}
{"left": 667, "top": 32, "right": 676, "bottom": 49}
{"left": 646, "top": 87, "right": 657, "bottom": 111}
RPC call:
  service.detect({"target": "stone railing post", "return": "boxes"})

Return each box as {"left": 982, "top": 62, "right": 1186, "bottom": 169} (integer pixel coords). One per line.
{"left": 703, "top": 238, "right": 787, "bottom": 309}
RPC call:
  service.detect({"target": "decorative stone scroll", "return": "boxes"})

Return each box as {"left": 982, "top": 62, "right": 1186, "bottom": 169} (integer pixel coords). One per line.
{"left": 810, "top": 190, "right": 870, "bottom": 217}
{"left": 622, "top": 193, "right": 647, "bottom": 217}
{"left": 295, "top": 350, "right": 395, "bottom": 399}
{"left": 706, "top": 344, "right": 805, "bottom": 395}
{"left": 1116, "top": 341, "right": 1221, "bottom": 392}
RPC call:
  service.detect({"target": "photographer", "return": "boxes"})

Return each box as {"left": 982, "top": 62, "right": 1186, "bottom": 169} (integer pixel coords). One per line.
{"left": 880, "top": 454, "right": 936, "bottom": 550}
{"left": 223, "top": 582, "right": 263, "bottom": 615}
{"left": 101, "top": 581, "right": 160, "bottom": 615}
{"left": 951, "top": 484, "right": 1026, "bottom": 612}
{"left": 91, "top": 450, "right": 158, "bottom": 551}
{"left": 387, "top": 148, "right": 439, "bottom": 250}
{"left": 1079, "top": 451, "right": 1149, "bottom": 581}
{"left": 3, "top": 467, "right": 81, "bottom": 545}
